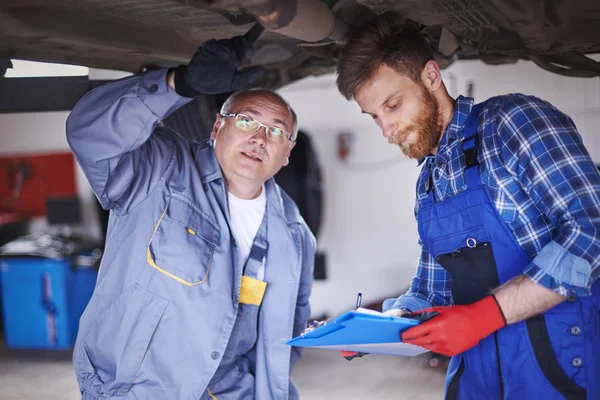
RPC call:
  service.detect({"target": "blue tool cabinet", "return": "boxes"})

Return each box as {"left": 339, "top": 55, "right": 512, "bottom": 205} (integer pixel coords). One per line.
{"left": 0, "top": 235, "right": 99, "bottom": 349}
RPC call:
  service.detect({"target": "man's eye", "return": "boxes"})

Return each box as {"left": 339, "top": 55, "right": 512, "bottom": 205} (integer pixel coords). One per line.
{"left": 387, "top": 103, "right": 399, "bottom": 110}
{"left": 239, "top": 116, "right": 252, "bottom": 123}
{"left": 268, "top": 127, "right": 284, "bottom": 137}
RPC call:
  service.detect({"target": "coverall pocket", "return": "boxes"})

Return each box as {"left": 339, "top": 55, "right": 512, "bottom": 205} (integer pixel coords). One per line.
{"left": 82, "top": 283, "right": 169, "bottom": 396}
{"left": 148, "top": 195, "right": 220, "bottom": 286}
{"left": 429, "top": 227, "right": 497, "bottom": 305}
{"left": 524, "top": 315, "right": 587, "bottom": 399}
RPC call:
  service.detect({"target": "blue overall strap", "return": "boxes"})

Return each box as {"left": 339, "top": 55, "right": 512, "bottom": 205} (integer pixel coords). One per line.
{"left": 243, "top": 212, "right": 268, "bottom": 279}
{"left": 462, "top": 101, "right": 488, "bottom": 189}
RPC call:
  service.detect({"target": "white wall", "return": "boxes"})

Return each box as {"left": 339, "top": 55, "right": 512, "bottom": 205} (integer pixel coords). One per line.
{"left": 278, "top": 59, "right": 600, "bottom": 317}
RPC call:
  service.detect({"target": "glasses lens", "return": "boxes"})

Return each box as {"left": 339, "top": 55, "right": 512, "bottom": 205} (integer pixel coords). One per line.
{"left": 267, "top": 127, "right": 286, "bottom": 142}
{"left": 234, "top": 115, "right": 259, "bottom": 132}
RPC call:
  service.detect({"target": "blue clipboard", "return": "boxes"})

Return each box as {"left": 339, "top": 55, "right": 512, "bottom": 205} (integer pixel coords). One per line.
{"left": 285, "top": 308, "right": 430, "bottom": 356}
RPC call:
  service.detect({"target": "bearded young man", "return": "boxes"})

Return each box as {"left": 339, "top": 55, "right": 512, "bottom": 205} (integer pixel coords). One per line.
{"left": 336, "top": 14, "right": 600, "bottom": 400}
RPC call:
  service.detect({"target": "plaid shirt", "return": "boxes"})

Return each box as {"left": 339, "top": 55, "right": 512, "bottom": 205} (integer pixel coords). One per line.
{"left": 387, "top": 94, "right": 600, "bottom": 312}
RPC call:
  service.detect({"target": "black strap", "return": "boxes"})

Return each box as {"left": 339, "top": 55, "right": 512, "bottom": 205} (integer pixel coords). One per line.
{"left": 526, "top": 315, "right": 586, "bottom": 399}
{"left": 426, "top": 171, "right": 434, "bottom": 194}
{"left": 463, "top": 134, "right": 479, "bottom": 168}
{"left": 462, "top": 101, "right": 486, "bottom": 168}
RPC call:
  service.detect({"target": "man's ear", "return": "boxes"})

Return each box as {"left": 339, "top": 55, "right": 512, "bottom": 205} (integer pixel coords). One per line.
{"left": 211, "top": 114, "right": 223, "bottom": 140}
{"left": 420, "top": 60, "right": 442, "bottom": 93}
{"left": 283, "top": 142, "right": 296, "bottom": 167}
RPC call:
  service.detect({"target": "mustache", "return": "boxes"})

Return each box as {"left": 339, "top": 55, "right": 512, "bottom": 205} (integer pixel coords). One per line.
{"left": 388, "top": 126, "right": 415, "bottom": 146}
{"left": 239, "top": 146, "right": 268, "bottom": 159}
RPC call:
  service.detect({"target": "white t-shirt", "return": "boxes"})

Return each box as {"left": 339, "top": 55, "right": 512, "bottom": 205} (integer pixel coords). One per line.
{"left": 228, "top": 186, "right": 267, "bottom": 280}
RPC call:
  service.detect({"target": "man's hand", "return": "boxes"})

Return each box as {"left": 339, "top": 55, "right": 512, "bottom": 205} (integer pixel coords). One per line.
{"left": 382, "top": 309, "right": 411, "bottom": 318}
{"left": 401, "top": 295, "right": 506, "bottom": 357}
{"left": 172, "top": 23, "right": 265, "bottom": 97}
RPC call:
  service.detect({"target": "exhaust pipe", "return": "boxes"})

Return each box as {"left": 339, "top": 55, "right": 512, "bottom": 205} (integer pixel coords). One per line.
{"left": 254, "top": 0, "right": 348, "bottom": 43}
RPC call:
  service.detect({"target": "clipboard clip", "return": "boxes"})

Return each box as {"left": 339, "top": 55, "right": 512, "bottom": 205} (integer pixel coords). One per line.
{"left": 301, "top": 292, "right": 365, "bottom": 336}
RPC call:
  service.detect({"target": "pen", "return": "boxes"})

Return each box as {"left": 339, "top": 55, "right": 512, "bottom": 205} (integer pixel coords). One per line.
{"left": 355, "top": 292, "right": 362, "bottom": 309}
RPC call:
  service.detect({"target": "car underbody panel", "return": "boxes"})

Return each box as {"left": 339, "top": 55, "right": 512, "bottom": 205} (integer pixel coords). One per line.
{"left": 1, "top": 0, "right": 599, "bottom": 87}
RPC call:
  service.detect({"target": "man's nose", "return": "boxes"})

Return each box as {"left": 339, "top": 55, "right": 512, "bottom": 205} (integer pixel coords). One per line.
{"left": 381, "top": 118, "right": 397, "bottom": 138}
{"left": 249, "top": 127, "right": 268, "bottom": 146}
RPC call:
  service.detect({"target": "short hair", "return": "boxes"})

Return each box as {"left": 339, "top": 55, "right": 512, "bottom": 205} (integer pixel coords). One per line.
{"left": 220, "top": 89, "right": 299, "bottom": 142}
{"left": 336, "top": 13, "right": 434, "bottom": 100}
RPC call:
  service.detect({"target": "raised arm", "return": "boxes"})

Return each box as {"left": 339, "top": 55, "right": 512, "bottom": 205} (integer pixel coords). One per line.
{"left": 67, "top": 69, "right": 191, "bottom": 212}
{"left": 67, "top": 29, "right": 264, "bottom": 212}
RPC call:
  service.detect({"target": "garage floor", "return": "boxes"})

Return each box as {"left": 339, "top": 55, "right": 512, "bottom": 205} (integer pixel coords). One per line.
{"left": 0, "top": 344, "right": 446, "bottom": 400}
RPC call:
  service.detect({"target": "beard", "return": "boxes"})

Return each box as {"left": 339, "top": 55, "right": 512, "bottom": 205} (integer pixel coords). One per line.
{"left": 388, "top": 86, "right": 443, "bottom": 159}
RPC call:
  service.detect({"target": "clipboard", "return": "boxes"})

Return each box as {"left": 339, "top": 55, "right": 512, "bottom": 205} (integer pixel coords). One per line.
{"left": 285, "top": 308, "right": 430, "bottom": 356}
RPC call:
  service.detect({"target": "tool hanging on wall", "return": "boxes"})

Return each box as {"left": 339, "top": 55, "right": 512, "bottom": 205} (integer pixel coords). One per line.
{"left": 1, "top": 160, "right": 32, "bottom": 210}
{"left": 8, "top": 161, "right": 32, "bottom": 201}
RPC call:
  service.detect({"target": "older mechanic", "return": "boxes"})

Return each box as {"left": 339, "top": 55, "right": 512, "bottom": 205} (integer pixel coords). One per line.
{"left": 336, "top": 14, "right": 600, "bottom": 399}
{"left": 67, "top": 28, "right": 315, "bottom": 400}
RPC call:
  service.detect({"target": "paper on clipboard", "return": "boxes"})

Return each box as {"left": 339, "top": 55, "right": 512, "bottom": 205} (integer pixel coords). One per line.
{"left": 286, "top": 308, "right": 430, "bottom": 356}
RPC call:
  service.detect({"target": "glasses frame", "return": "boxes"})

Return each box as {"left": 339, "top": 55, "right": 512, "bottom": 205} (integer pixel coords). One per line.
{"left": 220, "top": 112, "right": 296, "bottom": 143}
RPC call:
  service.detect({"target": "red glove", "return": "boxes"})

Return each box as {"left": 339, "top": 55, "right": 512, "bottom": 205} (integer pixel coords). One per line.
{"left": 401, "top": 295, "right": 507, "bottom": 357}
{"left": 339, "top": 351, "right": 368, "bottom": 361}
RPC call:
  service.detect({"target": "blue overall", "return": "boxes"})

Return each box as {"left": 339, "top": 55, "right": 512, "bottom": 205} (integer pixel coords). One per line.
{"left": 201, "top": 211, "right": 269, "bottom": 400}
{"left": 418, "top": 102, "right": 600, "bottom": 399}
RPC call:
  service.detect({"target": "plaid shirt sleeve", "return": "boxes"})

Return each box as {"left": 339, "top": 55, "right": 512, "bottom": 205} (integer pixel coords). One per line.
{"left": 496, "top": 94, "right": 600, "bottom": 296}
{"left": 383, "top": 239, "right": 455, "bottom": 312}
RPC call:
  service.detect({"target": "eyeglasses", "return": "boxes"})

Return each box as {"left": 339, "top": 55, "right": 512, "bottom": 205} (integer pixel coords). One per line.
{"left": 220, "top": 113, "right": 295, "bottom": 143}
